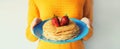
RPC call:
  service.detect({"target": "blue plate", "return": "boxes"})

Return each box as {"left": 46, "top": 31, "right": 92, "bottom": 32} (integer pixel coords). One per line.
{"left": 33, "top": 18, "right": 89, "bottom": 44}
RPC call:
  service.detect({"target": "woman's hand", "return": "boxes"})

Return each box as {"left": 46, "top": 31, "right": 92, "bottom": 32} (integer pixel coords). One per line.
{"left": 81, "top": 17, "right": 90, "bottom": 28}
{"left": 30, "top": 18, "right": 42, "bottom": 31}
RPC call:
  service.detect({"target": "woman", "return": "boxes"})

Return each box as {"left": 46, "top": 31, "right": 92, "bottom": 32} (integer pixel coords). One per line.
{"left": 26, "top": 0, "right": 93, "bottom": 49}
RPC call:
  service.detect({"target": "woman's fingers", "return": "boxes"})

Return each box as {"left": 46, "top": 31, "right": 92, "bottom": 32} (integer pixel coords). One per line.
{"left": 31, "top": 18, "right": 41, "bottom": 29}
{"left": 81, "top": 17, "right": 90, "bottom": 28}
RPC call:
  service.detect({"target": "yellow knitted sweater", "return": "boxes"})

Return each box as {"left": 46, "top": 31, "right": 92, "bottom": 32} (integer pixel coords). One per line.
{"left": 26, "top": 0, "right": 93, "bottom": 49}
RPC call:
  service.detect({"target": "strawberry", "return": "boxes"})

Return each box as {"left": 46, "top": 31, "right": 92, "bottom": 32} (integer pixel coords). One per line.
{"left": 60, "top": 15, "right": 69, "bottom": 26}
{"left": 51, "top": 15, "right": 60, "bottom": 27}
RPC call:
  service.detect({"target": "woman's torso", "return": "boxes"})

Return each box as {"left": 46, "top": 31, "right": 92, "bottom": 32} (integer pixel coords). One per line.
{"left": 34, "top": 0, "right": 85, "bottom": 20}
{"left": 33, "top": 0, "right": 86, "bottom": 49}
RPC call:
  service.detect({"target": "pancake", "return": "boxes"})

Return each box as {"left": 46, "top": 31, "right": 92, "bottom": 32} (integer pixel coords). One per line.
{"left": 42, "top": 19, "right": 80, "bottom": 40}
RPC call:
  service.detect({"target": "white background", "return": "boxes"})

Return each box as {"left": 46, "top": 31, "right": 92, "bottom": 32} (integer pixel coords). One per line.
{"left": 0, "top": 0, "right": 120, "bottom": 49}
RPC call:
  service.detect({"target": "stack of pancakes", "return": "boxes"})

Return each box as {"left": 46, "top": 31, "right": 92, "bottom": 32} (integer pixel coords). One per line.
{"left": 43, "top": 20, "right": 80, "bottom": 40}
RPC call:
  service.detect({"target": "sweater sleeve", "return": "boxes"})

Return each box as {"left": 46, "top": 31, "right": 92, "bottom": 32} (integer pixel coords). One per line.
{"left": 26, "top": 0, "right": 40, "bottom": 42}
{"left": 82, "top": 0, "right": 93, "bottom": 41}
